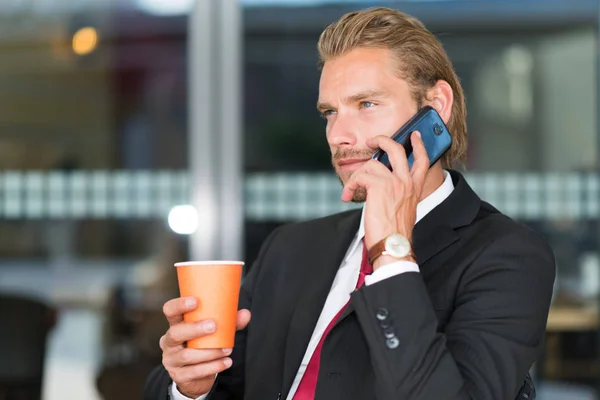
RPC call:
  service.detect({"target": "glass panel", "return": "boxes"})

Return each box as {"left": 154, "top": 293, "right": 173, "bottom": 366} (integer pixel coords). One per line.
{"left": 0, "top": 3, "right": 190, "bottom": 399}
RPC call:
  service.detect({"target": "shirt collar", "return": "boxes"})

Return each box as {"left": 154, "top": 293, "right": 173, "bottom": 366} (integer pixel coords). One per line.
{"left": 346, "top": 169, "right": 455, "bottom": 261}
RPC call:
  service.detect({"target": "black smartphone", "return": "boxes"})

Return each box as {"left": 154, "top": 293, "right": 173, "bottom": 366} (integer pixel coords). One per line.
{"left": 371, "top": 106, "right": 452, "bottom": 170}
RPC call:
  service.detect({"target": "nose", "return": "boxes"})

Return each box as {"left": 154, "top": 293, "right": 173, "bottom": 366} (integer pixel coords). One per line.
{"left": 326, "top": 114, "right": 357, "bottom": 147}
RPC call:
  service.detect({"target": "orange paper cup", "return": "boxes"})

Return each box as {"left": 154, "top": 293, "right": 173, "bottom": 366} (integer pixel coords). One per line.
{"left": 174, "top": 260, "right": 244, "bottom": 349}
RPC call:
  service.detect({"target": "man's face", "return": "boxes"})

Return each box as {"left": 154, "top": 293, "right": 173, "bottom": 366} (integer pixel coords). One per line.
{"left": 318, "top": 47, "right": 419, "bottom": 202}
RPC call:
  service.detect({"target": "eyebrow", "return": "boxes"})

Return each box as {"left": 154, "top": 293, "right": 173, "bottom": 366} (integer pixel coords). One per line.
{"left": 316, "top": 90, "right": 389, "bottom": 112}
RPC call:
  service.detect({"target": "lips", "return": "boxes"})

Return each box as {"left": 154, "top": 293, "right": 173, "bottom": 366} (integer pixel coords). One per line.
{"left": 337, "top": 158, "right": 370, "bottom": 173}
{"left": 337, "top": 158, "right": 370, "bottom": 166}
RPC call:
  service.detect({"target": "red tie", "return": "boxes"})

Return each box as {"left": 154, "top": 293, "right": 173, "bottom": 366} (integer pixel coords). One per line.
{"left": 293, "top": 243, "right": 373, "bottom": 400}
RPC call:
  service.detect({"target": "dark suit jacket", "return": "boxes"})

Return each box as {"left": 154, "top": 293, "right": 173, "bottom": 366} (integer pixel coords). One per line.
{"left": 145, "top": 170, "right": 555, "bottom": 400}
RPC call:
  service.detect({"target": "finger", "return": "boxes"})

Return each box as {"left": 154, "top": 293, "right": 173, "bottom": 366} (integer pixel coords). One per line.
{"left": 160, "top": 332, "right": 185, "bottom": 354}
{"left": 368, "top": 135, "right": 409, "bottom": 178}
{"left": 170, "top": 357, "right": 233, "bottom": 385}
{"left": 409, "top": 131, "right": 429, "bottom": 192}
{"left": 341, "top": 171, "right": 385, "bottom": 202}
{"left": 236, "top": 309, "right": 252, "bottom": 331}
{"left": 166, "top": 347, "right": 233, "bottom": 368}
{"left": 341, "top": 172, "right": 369, "bottom": 202}
{"left": 162, "top": 320, "right": 217, "bottom": 349}
{"left": 163, "top": 297, "right": 198, "bottom": 326}
{"left": 360, "top": 159, "right": 394, "bottom": 177}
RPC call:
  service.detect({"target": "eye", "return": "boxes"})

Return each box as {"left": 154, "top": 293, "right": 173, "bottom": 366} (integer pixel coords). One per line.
{"left": 320, "top": 109, "right": 336, "bottom": 119}
{"left": 360, "top": 101, "right": 376, "bottom": 109}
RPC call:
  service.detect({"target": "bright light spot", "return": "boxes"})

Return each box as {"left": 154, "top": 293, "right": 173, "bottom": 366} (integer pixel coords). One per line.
{"left": 136, "top": 0, "right": 194, "bottom": 16}
{"left": 72, "top": 27, "right": 98, "bottom": 56}
{"left": 168, "top": 205, "right": 199, "bottom": 235}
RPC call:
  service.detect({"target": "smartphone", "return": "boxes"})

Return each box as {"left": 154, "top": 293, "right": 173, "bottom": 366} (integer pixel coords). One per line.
{"left": 371, "top": 105, "right": 452, "bottom": 170}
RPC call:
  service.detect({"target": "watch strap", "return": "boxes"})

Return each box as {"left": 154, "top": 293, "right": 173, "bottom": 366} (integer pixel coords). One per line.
{"left": 368, "top": 238, "right": 387, "bottom": 265}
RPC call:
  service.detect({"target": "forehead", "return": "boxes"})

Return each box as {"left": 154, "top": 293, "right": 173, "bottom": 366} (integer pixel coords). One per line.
{"left": 319, "top": 47, "right": 408, "bottom": 99}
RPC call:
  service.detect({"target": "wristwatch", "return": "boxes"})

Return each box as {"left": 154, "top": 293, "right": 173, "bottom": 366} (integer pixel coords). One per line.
{"left": 368, "top": 233, "right": 413, "bottom": 265}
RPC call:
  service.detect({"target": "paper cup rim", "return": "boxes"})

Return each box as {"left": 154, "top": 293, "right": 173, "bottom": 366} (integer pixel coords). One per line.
{"left": 174, "top": 261, "right": 245, "bottom": 267}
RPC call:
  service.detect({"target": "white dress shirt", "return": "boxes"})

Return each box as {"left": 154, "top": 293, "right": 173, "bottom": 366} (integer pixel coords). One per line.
{"left": 172, "top": 170, "right": 454, "bottom": 400}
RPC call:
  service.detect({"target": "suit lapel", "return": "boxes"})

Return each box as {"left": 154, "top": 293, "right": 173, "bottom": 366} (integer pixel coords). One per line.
{"left": 412, "top": 169, "right": 481, "bottom": 270}
{"left": 412, "top": 224, "right": 458, "bottom": 266}
{"left": 280, "top": 210, "right": 362, "bottom": 399}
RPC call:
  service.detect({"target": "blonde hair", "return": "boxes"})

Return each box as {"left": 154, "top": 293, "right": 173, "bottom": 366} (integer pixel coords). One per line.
{"left": 318, "top": 7, "right": 467, "bottom": 167}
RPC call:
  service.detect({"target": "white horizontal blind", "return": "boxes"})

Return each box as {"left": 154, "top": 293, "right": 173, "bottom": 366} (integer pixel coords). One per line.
{"left": 0, "top": 171, "right": 595, "bottom": 221}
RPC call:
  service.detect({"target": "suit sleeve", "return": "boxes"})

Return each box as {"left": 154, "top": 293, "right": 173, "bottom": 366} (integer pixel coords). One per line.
{"left": 143, "top": 227, "right": 282, "bottom": 400}
{"left": 351, "top": 229, "right": 556, "bottom": 400}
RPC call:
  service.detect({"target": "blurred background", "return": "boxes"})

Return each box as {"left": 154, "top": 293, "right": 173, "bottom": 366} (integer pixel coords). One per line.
{"left": 0, "top": 0, "right": 598, "bottom": 399}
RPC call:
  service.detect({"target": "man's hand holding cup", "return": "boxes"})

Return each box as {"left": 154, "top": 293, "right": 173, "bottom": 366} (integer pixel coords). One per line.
{"left": 160, "top": 260, "right": 248, "bottom": 398}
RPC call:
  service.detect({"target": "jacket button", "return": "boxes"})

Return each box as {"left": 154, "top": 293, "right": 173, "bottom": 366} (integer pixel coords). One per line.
{"left": 380, "top": 319, "right": 391, "bottom": 329}
{"left": 386, "top": 337, "right": 399, "bottom": 349}
{"left": 383, "top": 327, "right": 395, "bottom": 339}
{"left": 376, "top": 308, "right": 389, "bottom": 320}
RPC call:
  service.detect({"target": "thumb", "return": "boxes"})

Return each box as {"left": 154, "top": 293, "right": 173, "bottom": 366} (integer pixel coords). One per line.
{"left": 236, "top": 309, "right": 251, "bottom": 330}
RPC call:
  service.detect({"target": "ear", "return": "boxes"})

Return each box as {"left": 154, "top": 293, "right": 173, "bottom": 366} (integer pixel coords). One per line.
{"left": 425, "top": 80, "right": 453, "bottom": 124}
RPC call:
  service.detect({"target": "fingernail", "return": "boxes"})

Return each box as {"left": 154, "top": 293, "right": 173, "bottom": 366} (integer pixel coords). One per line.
{"left": 222, "top": 348, "right": 232, "bottom": 354}
{"left": 223, "top": 358, "right": 233, "bottom": 368}
{"left": 201, "top": 320, "right": 216, "bottom": 333}
{"left": 415, "top": 131, "right": 421, "bottom": 139}
{"left": 184, "top": 298, "right": 196, "bottom": 309}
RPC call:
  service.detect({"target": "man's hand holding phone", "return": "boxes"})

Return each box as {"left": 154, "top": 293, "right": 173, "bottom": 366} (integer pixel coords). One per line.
{"left": 341, "top": 131, "right": 429, "bottom": 269}
{"left": 160, "top": 297, "right": 251, "bottom": 398}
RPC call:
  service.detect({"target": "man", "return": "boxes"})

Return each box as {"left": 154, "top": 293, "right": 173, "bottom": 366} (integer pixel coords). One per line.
{"left": 145, "top": 7, "right": 555, "bottom": 400}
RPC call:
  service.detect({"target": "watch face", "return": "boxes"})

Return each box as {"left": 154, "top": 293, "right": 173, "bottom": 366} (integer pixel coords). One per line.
{"left": 385, "top": 234, "right": 411, "bottom": 258}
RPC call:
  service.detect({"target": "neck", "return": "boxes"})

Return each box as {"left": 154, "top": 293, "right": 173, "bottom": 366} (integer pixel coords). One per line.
{"left": 419, "top": 163, "right": 445, "bottom": 202}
